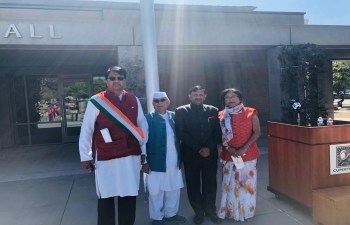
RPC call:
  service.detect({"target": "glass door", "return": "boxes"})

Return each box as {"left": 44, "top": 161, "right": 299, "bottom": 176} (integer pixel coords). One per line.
{"left": 58, "top": 75, "right": 93, "bottom": 143}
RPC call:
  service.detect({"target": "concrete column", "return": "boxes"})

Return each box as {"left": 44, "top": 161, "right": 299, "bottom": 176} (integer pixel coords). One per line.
{"left": 267, "top": 47, "right": 283, "bottom": 121}
{"left": 0, "top": 74, "right": 13, "bottom": 148}
{"left": 140, "top": 0, "right": 160, "bottom": 112}
{"left": 322, "top": 60, "right": 334, "bottom": 119}
{"left": 118, "top": 46, "right": 147, "bottom": 112}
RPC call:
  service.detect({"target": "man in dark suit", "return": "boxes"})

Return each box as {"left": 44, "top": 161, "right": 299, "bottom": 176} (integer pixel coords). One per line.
{"left": 175, "top": 85, "right": 222, "bottom": 224}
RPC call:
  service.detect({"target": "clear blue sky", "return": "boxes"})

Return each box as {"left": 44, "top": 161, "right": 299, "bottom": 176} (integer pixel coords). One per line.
{"left": 88, "top": 0, "right": 350, "bottom": 25}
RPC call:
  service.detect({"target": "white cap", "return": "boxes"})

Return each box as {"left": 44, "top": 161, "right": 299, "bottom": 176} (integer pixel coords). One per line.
{"left": 153, "top": 92, "right": 168, "bottom": 99}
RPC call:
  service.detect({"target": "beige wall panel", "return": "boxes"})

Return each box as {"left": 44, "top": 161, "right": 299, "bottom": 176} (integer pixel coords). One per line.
{"left": 103, "top": 9, "right": 141, "bottom": 22}
{"left": 0, "top": 8, "right": 103, "bottom": 21}
{"left": 0, "top": 21, "right": 134, "bottom": 45}
{"left": 291, "top": 25, "right": 350, "bottom": 45}
{"left": 155, "top": 11, "right": 304, "bottom": 25}
{"left": 134, "top": 23, "right": 291, "bottom": 46}
{"left": 267, "top": 47, "right": 283, "bottom": 122}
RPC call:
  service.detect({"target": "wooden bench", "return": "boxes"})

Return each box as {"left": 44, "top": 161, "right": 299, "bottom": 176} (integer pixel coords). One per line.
{"left": 313, "top": 186, "right": 350, "bottom": 225}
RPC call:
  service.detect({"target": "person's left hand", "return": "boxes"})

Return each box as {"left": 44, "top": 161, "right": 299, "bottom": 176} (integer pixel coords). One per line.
{"left": 141, "top": 163, "right": 151, "bottom": 174}
{"left": 233, "top": 147, "right": 247, "bottom": 158}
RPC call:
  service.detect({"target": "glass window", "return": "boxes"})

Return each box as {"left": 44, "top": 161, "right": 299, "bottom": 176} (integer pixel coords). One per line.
{"left": 31, "top": 123, "right": 62, "bottom": 144}
{"left": 63, "top": 81, "right": 90, "bottom": 137}
{"left": 26, "top": 77, "right": 59, "bottom": 123}
{"left": 93, "top": 76, "right": 106, "bottom": 94}
{"left": 15, "top": 125, "right": 29, "bottom": 145}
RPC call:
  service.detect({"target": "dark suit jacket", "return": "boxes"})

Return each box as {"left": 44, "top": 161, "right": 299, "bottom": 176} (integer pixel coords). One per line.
{"left": 175, "top": 103, "right": 221, "bottom": 161}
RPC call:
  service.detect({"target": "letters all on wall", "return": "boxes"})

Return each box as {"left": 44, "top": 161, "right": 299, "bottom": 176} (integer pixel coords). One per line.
{"left": 4, "top": 24, "right": 62, "bottom": 39}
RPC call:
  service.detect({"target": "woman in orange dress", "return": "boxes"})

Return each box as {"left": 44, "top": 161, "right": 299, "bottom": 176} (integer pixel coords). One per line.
{"left": 217, "top": 88, "right": 261, "bottom": 222}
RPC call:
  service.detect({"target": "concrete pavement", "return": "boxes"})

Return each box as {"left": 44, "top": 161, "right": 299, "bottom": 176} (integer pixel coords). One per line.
{"left": 0, "top": 144, "right": 313, "bottom": 225}
{"left": 334, "top": 98, "right": 350, "bottom": 121}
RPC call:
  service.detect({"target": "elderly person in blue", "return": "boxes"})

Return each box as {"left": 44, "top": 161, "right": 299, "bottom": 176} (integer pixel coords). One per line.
{"left": 142, "top": 92, "right": 186, "bottom": 225}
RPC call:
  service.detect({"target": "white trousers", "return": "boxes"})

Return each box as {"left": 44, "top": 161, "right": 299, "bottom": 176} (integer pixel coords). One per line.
{"left": 149, "top": 189, "right": 180, "bottom": 220}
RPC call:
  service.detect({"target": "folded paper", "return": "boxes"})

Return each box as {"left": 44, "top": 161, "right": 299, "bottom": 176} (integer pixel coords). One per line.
{"left": 231, "top": 156, "right": 245, "bottom": 170}
{"left": 100, "top": 128, "right": 112, "bottom": 143}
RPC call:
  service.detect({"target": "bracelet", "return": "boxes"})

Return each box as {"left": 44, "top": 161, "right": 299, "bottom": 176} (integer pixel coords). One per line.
{"left": 245, "top": 143, "right": 251, "bottom": 148}
{"left": 225, "top": 146, "right": 229, "bottom": 150}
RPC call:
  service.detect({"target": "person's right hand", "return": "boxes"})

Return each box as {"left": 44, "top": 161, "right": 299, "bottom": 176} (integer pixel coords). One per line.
{"left": 226, "top": 146, "right": 237, "bottom": 156}
{"left": 141, "top": 163, "right": 151, "bottom": 174}
{"left": 199, "top": 147, "right": 210, "bottom": 157}
{"left": 81, "top": 160, "right": 94, "bottom": 172}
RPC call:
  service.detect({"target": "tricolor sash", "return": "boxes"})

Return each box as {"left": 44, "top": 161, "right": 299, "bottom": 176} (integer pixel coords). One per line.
{"left": 89, "top": 93, "right": 146, "bottom": 141}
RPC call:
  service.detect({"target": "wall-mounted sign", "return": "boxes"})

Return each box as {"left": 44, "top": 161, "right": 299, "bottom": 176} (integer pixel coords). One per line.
{"left": 330, "top": 143, "right": 350, "bottom": 175}
{"left": 4, "top": 24, "right": 61, "bottom": 39}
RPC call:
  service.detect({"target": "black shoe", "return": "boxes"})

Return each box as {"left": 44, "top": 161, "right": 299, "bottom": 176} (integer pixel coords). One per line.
{"left": 193, "top": 214, "right": 204, "bottom": 224}
{"left": 205, "top": 213, "right": 222, "bottom": 224}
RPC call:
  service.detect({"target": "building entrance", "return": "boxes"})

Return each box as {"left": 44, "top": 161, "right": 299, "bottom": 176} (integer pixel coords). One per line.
{"left": 9, "top": 74, "right": 94, "bottom": 146}
{"left": 58, "top": 75, "right": 93, "bottom": 143}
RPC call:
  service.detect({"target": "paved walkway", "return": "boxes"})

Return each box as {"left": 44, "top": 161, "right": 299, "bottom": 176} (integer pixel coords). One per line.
{"left": 1, "top": 99, "right": 349, "bottom": 224}
{"left": 0, "top": 144, "right": 313, "bottom": 225}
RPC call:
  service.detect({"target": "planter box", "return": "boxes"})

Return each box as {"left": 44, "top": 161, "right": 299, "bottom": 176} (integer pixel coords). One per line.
{"left": 313, "top": 186, "right": 350, "bottom": 225}
{"left": 267, "top": 121, "right": 350, "bottom": 210}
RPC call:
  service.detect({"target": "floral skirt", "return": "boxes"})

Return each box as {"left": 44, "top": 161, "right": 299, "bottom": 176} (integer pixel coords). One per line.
{"left": 217, "top": 159, "right": 257, "bottom": 221}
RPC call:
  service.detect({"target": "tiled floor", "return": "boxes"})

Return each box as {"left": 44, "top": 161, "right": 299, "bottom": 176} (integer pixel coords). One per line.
{"left": 0, "top": 144, "right": 313, "bottom": 225}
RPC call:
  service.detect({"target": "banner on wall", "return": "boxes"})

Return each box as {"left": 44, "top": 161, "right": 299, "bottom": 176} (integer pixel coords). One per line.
{"left": 330, "top": 144, "right": 350, "bottom": 175}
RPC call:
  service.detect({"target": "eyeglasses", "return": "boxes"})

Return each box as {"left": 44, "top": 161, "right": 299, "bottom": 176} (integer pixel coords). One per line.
{"left": 225, "top": 95, "right": 239, "bottom": 101}
{"left": 107, "top": 76, "right": 125, "bottom": 81}
{"left": 153, "top": 98, "right": 168, "bottom": 103}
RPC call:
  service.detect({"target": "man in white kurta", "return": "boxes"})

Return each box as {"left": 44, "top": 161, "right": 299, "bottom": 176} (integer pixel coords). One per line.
{"left": 79, "top": 93, "right": 148, "bottom": 198}
{"left": 142, "top": 92, "right": 185, "bottom": 225}
{"left": 79, "top": 66, "right": 148, "bottom": 225}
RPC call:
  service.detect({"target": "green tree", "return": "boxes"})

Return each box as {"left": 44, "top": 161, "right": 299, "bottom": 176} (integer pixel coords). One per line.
{"left": 40, "top": 78, "right": 58, "bottom": 102}
{"left": 65, "top": 82, "right": 89, "bottom": 99}
{"left": 93, "top": 77, "right": 106, "bottom": 94}
{"left": 333, "top": 61, "right": 350, "bottom": 95}
{"left": 278, "top": 44, "right": 328, "bottom": 126}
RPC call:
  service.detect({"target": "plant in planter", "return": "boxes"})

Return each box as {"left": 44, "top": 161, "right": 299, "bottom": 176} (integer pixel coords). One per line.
{"left": 278, "top": 43, "right": 328, "bottom": 126}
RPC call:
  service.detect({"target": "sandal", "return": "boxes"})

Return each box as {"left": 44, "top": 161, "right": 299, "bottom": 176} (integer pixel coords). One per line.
{"left": 245, "top": 217, "right": 254, "bottom": 222}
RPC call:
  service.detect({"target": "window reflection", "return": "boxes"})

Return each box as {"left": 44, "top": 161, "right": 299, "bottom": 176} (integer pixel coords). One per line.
{"left": 93, "top": 76, "right": 106, "bottom": 94}
{"left": 31, "top": 124, "right": 62, "bottom": 144}
{"left": 26, "top": 77, "right": 59, "bottom": 123}
{"left": 12, "top": 76, "right": 63, "bottom": 145}
{"left": 63, "top": 81, "right": 89, "bottom": 137}
{"left": 11, "top": 75, "right": 94, "bottom": 145}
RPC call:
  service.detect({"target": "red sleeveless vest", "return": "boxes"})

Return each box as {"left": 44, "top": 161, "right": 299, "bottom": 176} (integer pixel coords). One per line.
{"left": 218, "top": 107, "right": 260, "bottom": 162}
{"left": 94, "top": 90, "right": 141, "bottom": 161}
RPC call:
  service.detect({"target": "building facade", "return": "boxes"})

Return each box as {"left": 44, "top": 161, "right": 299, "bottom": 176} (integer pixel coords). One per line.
{"left": 0, "top": 0, "right": 349, "bottom": 148}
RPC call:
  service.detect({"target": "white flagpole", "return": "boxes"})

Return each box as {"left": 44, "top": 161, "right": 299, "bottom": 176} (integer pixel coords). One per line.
{"left": 140, "top": 0, "right": 160, "bottom": 112}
